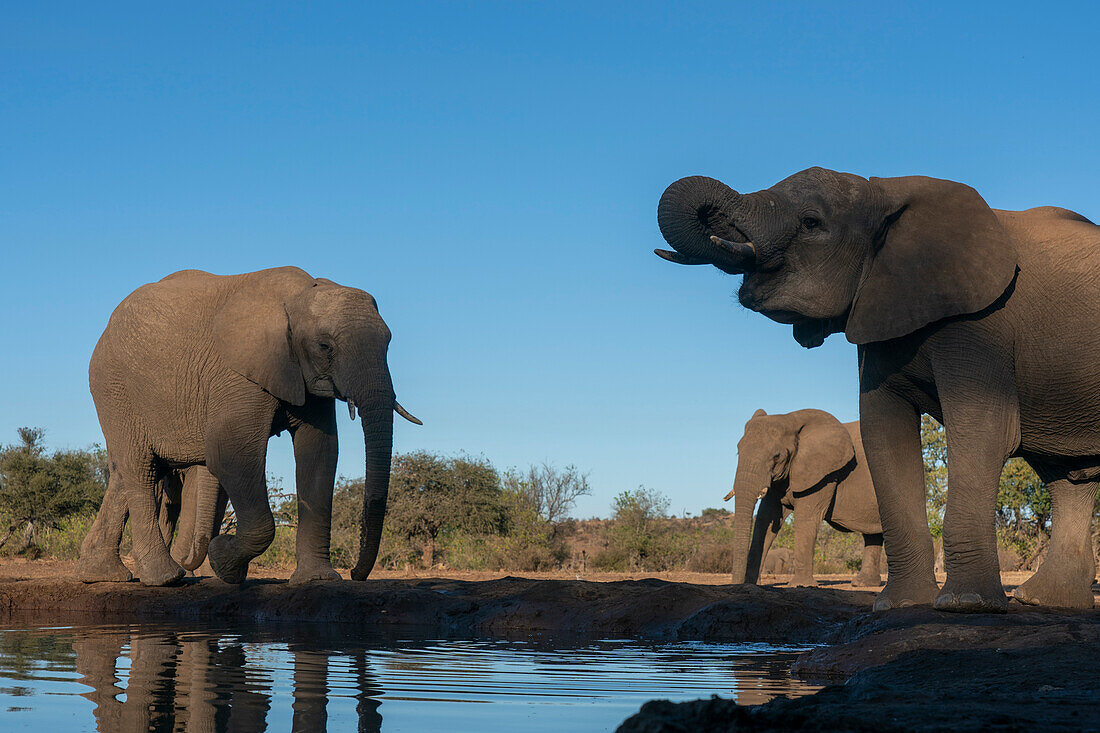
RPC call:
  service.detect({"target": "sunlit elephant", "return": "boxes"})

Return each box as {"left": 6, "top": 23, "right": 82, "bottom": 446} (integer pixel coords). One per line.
{"left": 78, "top": 266, "right": 420, "bottom": 586}
{"left": 656, "top": 168, "right": 1100, "bottom": 611}
{"left": 729, "top": 409, "right": 883, "bottom": 588}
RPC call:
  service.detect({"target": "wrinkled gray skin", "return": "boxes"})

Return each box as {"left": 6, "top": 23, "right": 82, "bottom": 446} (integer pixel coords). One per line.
{"left": 730, "top": 409, "right": 883, "bottom": 588}
{"left": 657, "top": 169, "right": 1100, "bottom": 611}
{"left": 154, "top": 466, "right": 228, "bottom": 572}
{"left": 78, "top": 267, "right": 419, "bottom": 586}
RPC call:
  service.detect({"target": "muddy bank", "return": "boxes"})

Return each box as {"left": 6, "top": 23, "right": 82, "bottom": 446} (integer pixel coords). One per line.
{"left": 618, "top": 601, "right": 1100, "bottom": 732}
{"left": 2, "top": 565, "right": 1097, "bottom": 730}
{"left": 0, "top": 571, "right": 875, "bottom": 641}
{"left": 618, "top": 639, "right": 1100, "bottom": 731}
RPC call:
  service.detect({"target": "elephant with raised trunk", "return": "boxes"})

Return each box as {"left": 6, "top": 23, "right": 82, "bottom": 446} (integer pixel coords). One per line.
{"left": 656, "top": 168, "right": 1100, "bottom": 612}
{"left": 730, "top": 409, "right": 883, "bottom": 588}
{"left": 78, "top": 266, "right": 420, "bottom": 586}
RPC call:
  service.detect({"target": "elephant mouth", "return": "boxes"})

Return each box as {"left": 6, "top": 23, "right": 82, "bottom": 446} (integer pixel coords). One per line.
{"left": 757, "top": 309, "right": 803, "bottom": 324}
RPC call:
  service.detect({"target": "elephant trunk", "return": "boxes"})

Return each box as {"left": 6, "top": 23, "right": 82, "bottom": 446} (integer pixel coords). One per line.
{"left": 656, "top": 176, "right": 757, "bottom": 274}
{"left": 351, "top": 400, "right": 394, "bottom": 580}
{"left": 185, "top": 473, "right": 222, "bottom": 571}
{"left": 729, "top": 465, "right": 766, "bottom": 584}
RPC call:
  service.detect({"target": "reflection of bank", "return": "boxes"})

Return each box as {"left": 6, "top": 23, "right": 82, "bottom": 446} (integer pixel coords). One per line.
{"left": 73, "top": 629, "right": 384, "bottom": 733}
{"left": 730, "top": 652, "right": 817, "bottom": 707}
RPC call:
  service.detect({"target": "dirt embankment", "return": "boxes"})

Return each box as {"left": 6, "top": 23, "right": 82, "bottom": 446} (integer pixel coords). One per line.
{"left": 1, "top": 561, "right": 1097, "bottom": 730}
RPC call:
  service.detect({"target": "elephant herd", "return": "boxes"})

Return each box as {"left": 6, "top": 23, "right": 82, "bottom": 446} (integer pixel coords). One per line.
{"left": 75, "top": 166, "right": 1100, "bottom": 614}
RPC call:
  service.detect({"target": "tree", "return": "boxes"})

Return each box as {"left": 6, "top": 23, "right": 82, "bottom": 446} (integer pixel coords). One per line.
{"left": 381, "top": 451, "right": 506, "bottom": 568}
{"left": 920, "top": 415, "right": 949, "bottom": 537}
{"left": 503, "top": 462, "right": 591, "bottom": 527}
{"left": 0, "top": 428, "right": 108, "bottom": 552}
{"left": 606, "top": 486, "right": 671, "bottom": 569}
{"left": 921, "top": 416, "right": 1051, "bottom": 564}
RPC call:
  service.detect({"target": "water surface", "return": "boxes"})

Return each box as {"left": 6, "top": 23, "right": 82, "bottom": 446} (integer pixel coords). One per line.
{"left": 0, "top": 622, "right": 821, "bottom": 732}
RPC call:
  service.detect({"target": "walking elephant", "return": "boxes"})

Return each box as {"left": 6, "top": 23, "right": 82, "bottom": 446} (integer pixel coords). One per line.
{"left": 78, "top": 266, "right": 420, "bottom": 586}
{"left": 729, "top": 409, "right": 883, "bottom": 588}
{"left": 656, "top": 168, "right": 1100, "bottom": 611}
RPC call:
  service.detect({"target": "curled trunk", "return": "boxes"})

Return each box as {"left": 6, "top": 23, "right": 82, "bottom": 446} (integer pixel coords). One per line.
{"left": 657, "top": 176, "right": 756, "bottom": 273}
{"left": 351, "top": 404, "right": 394, "bottom": 580}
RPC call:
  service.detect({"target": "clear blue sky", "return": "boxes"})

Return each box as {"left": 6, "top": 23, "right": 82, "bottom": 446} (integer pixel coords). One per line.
{"left": 2, "top": 3, "right": 1097, "bottom": 518}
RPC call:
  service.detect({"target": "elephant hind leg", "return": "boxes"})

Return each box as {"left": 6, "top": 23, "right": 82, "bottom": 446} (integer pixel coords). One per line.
{"left": 120, "top": 453, "right": 185, "bottom": 586}
{"left": 77, "top": 469, "right": 133, "bottom": 583}
{"left": 854, "top": 533, "right": 885, "bottom": 587}
{"left": 1014, "top": 477, "right": 1097, "bottom": 609}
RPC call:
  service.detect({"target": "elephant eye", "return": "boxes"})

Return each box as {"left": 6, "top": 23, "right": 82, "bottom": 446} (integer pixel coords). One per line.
{"left": 318, "top": 341, "right": 333, "bottom": 353}
{"left": 801, "top": 216, "right": 821, "bottom": 230}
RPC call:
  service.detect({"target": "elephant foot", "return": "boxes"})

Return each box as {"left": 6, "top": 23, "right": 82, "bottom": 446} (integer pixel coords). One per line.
{"left": 289, "top": 562, "right": 341, "bottom": 585}
{"left": 853, "top": 572, "right": 883, "bottom": 588}
{"left": 1013, "top": 566, "right": 1096, "bottom": 609}
{"left": 789, "top": 575, "right": 817, "bottom": 588}
{"left": 872, "top": 576, "right": 939, "bottom": 611}
{"left": 134, "top": 553, "right": 185, "bottom": 587}
{"left": 933, "top": 573, "right": 1008, "bottom": 613}
{"left": 76, "top": 553, "right": 134, "bottom": 583}
{"left": 207, "top": 534, "right": 250, "bottom": 584}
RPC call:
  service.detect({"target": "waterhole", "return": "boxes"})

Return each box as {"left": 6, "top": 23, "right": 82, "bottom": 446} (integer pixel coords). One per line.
{"left": 0, "top": 623, "right": 821, "bottom": 731}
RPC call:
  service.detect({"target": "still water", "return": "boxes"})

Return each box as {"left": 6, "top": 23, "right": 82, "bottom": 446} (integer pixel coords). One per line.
{"left": 0, "top": 622, "right": 821, "bottom": 732}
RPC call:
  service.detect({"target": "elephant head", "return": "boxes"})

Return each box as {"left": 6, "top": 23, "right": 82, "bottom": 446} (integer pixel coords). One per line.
{"left": 655, "top": 168, "right": 1018, "bottom": 347}
{"left": 212, "top": 273, "right": 421, "bottom": 580}
{"left": 725, "top": 409, "right": 855, "bottom": 584}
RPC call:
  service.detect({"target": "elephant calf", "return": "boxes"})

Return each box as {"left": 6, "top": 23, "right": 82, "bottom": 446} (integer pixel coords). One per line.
{"left": 78, "top": 266, "right": 419, "bottom": 586}
{"left": 728, "top": 409, "right": 883, "bottom": 588}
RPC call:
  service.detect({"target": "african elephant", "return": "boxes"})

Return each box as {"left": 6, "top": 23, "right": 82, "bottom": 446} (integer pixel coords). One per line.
{"left": 656, "top": 168, "right": 1100, "bottom": 611}
{"left": 78, "top": 266, "right": 420, "bottom": 586}
{"left": 729, "top": 409, "right": 883, "bottom": 588}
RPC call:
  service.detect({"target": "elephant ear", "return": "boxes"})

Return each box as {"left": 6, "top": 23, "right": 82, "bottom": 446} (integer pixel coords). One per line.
{"left": 846, "top": 175, "right": 1018, "bottom": 345}
{"left": 212, "top": 286, "right": 306, "bottom": 405}
{"left": 788, "top": 415, "right": 855, "bottom": 492}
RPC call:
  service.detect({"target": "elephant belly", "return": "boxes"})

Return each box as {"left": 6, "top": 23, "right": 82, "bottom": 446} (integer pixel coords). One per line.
{"left": 1010, "top": 233, "right": 1100, "bottom": 460}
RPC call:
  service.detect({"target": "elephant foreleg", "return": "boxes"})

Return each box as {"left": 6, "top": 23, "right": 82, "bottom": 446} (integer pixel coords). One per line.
{"left": 860, "top": 386, "right": 939, "bottom": 610}
{"left": 791, "top": 487, "right": 830, "bottom": 587}
{"left": 746, "top": 494, "right": 790, "bottom": 584}
{"left": 854, "top": 533, "right": 884, "bottom": 587}
{"left": 934, "top": 349, "right": 1017, "bottom": 613}
{"left": 1013, "top": 476, "right": 1097, "bottom": 609}
{"left": 288, "top": 400, "right": 341, "bottom": 585}
{"left": 205, "top": 421, "right": 275, "bottom": 584}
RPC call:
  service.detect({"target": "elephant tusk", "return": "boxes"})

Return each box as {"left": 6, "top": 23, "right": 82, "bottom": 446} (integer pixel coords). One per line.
{"left": 723, "top": 489, "right": 735, "bottom": 502}
{"left": 709, "top": 235, "right": 756, "bottom": 260}
{"left": 394, "top": 401, "right": 422, "bottom": 425}
{"left": 348, "top": 401, "right": 357, "bottom": 421}
{"left": 654, "top": 249, "right": 712, "bottom": 265}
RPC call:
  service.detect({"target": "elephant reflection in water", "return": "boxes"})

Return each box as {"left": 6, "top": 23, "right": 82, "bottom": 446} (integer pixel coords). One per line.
{"left": 72, "top": 630, "right": 383, "bottom": 732}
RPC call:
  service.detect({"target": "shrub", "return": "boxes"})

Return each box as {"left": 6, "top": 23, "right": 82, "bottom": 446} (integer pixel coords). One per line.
{"left": 0, "top": 428, "right": 108, "bottom": 554}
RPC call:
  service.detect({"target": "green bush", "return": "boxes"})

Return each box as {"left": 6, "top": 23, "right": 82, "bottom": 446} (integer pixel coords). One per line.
{"left": 254, "top": 526, "right": 296, "bottom": 567}
{"left": 33, "top": 512, "right": 98, "bottom": 561}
